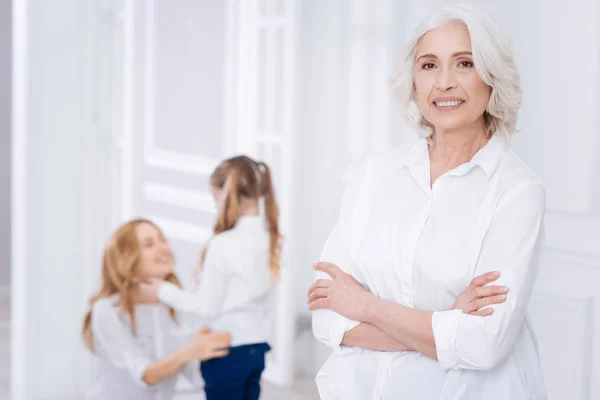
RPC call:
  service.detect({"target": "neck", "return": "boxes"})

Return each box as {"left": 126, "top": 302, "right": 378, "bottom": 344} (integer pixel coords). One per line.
{"left": 131, "top": 284, "right": 159, "bottom": 304}
{"left": 239, "top": 197, "right": 260, "bottom": 216}
{"left": 429, "top": 120, "right": 489, "bottom": 167}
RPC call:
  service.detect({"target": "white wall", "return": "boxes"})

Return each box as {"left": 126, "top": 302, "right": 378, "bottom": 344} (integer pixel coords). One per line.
{"left": 12, "top": 1, "right": 121, "bottom": 398}
{"left": 0, "top": 0, "right": 11, "bottom": 289}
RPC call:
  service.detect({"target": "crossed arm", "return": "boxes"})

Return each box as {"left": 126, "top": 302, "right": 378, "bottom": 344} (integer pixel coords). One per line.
{"left": 309, "top": 183, "right": 545, "bottom": 370}
{"left": 309, "top": 266, "right": 507, "bottom": 355}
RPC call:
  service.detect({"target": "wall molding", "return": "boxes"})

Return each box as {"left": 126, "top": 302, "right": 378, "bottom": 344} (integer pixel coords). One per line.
{"left": 529, "top": 291, "right": 595, "bottom": 400}
{"left": 143, "top": 182, "right": 216, "bottom": 214}
{"left": 542, "top": 247, "right": 600, "bottom": 270}
{"left": 142, "top": 0, "right": 222, "bottom": 175}
{"left": 147, "top": 215, "right": 212, "bottom": 245}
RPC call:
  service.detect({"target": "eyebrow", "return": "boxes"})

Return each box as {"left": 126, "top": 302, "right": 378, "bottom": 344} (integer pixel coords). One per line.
{"left": 416, "top": 51, "right": 473, "bottom": 62}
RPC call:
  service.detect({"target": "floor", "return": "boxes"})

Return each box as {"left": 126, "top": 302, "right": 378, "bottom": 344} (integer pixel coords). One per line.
{"left": 0, "top": 291, "right": 319, "bottom": 400}
{"left": 174, "top": 377, "right": 319, "bottom": 400}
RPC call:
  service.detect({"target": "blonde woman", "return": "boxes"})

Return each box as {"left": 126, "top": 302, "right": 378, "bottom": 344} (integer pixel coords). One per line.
{"left": 82, "top": 219, "right": 231, "bottom": 400}
{"left": 308, "top": 4, "right": 546, "bottom": 400}
{"left": 142, "top": 156, "right": 282, "bottom": 400}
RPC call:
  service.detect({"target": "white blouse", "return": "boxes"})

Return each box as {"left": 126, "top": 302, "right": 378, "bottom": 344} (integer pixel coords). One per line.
{"left": 86, "top": 295, "right": 202, "bottom": 400}
{"left": 312, "top": 135, "right": 547, "bottom": 400}
{"left": 158, "top": 215, "right": 273, "bottom": 347}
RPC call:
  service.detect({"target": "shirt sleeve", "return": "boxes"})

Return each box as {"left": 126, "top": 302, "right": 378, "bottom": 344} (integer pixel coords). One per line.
{"left": 158, "top": 243, "right": 229, "bottom": 320}
{"left": 432, "top": 182, "right": 546, "bottom": 371}
{"left": 181, "top": 360, "right": 204, "bottom": 388}
{"left": 91, "top": 301, "right": 155, "bottom": 389}
{"left": 311, "top": 160, "right": 371, "bottom": 355}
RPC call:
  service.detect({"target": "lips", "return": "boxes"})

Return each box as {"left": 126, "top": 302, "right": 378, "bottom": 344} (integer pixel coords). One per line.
{"left": 434, "top": 100, "right": 464, "bottom": 107}
{"left": 154, "top": 255, "right": 172, "bottom": 264}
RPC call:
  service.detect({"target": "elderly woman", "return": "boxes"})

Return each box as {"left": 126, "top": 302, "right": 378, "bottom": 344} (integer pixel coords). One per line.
{"left": 308, "top": 4, "right": 546, "bottom": 400}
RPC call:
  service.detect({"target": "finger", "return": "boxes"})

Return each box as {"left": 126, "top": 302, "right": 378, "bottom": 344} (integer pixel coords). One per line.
{"left": 211, "top": 332, "right": 232, "bottom": 341}
{"left": 473, "top": 294, "right": 506, "bottom": 310}
{"left": 307, "top": 288, "right": 328, "bottom": 304}
{"left": 210, "top": 349, "right": 230, "bottom": 358}
{"left": 206, "top": 339, "right": 232, "bottom": 350}
{"left": 205, "top": 334, "right": 230, "bottom": 345}
{"left": 471, "top": 308, "right": 494, "bottom": 317}
{"left": 198, "top": 327, "right": 211, "bottom": 335}
{"left": 307, "top": 298, "right": 329, "bottom": 311}
{"left": 468, "top": 271, "right": 500, "bottom": 290}
{"left": 311, "top": 279, "right": 332, "bottom": 290}
{"left": 307, "top": 282, "right": 329, "bottom": 299}
{"left": 313, "top": 262, "right": 342, "bottom": 279}
{"left": 473, "top": 285, "right": 509, "bottom": 298}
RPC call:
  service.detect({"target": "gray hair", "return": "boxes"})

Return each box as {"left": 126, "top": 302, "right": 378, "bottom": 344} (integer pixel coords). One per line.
{"left": 392, "top": 4, "right": 522, "bottom": 140}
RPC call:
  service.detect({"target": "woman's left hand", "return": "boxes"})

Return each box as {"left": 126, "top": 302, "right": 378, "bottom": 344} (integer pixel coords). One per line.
{"left": 139, "top": 277, "right": 163, "bottom": 303}
{"left": 307, "top": 262, "right": 374, "bottom": 321}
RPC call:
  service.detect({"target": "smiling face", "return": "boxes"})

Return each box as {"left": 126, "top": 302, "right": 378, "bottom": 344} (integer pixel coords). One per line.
{"left": 134, "top": 222, "right": 174, "bottom": 280}
{"left": 413, "top": 22, "right": 491, "bottom": 134}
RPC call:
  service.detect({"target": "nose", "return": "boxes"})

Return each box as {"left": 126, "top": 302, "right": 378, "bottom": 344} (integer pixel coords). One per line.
{"left": 435, "top": 66, "right": 456, "bottom": 91}
{"left": 157, "top": 242, "right": 171, "bottom": 255}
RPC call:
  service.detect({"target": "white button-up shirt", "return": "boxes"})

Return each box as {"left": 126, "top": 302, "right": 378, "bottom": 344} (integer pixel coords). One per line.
{"left": 159, "top": 215, "right": 273, "bottom": 347}
{"left": 312, "top": 135, "right": 547, "bottom": 400}
{"left": 86, "top": 295, "right": 202, "bottom": 400}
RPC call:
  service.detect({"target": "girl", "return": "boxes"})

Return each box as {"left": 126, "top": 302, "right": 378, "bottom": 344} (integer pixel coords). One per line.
{"left": 142, "top": 155, "right": 282, "bottom": 400}
{"left": 82, "top": 218, "right": 232, "bottom": 400}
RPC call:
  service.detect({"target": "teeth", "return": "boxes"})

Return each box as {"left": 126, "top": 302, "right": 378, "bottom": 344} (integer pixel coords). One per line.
{"left": 435, "top": 100, "right": 463, "bottom": 107}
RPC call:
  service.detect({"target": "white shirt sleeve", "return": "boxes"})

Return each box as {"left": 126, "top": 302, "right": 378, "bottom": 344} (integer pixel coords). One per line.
{"left": 181, "top": 360, "right": 203, "bottom": 388}
{"left": 312, "top": 160, "right": 371, "bottom": 355}
{"left": 432, "top": 182, "right": 546, "bottom": 371}
{"left": 91, "top": 301, "right": 155, "bottom": 389}
{"left": 158, "top": 243, "right": 229, "bottom": 320}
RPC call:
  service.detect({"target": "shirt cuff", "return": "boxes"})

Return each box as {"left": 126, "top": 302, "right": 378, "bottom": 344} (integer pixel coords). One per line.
{"left": 330, "top": 317, "right": 360, "bottom": 355}
{"left": 158, "top": 281, "right": 180, "bottom": 305}
{"left": 134, "top": 362, "right": 157, "bottom": 390}
{"left": 432, "top": 309, "right": 463, "bottom": 370}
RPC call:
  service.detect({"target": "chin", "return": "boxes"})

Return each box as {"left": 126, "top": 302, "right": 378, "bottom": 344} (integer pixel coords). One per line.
{"left": 431, "top": 119, "right": 469, "bottom": 132}
{"left": 155, "top": 266, "right": 175, "bottom": 279}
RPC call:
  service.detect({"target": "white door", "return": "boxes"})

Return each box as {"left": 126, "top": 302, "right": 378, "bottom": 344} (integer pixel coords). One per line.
{"left": 121, "top": 0, "right": 296, "bottom": 391}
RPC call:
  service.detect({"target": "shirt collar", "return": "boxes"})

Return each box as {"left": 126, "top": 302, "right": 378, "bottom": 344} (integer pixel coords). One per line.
{"left": 468, "top": 134, "right": 507, "bottom": 179}
{"left": 235, "top": 215, "right": 264, "bottom": 229}
{"left": 398, "top": 134, "right": 507, "bottom": 180}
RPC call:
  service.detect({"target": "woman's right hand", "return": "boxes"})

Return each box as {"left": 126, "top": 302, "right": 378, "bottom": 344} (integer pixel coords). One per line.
{"left": 452, "top": 271, "right": 509, "bottom": 316}
{"left": 186, "top": 327, "right": 232, "bottom": 361}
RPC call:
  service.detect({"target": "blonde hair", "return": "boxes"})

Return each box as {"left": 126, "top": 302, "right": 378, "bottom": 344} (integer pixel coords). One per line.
{"left": 82, "top": 219, "right": 181, "bottom": 352}
{"left": 392, "top": 4, "right": 522, "bottom": 140}
{"left": 202, "top": 155, "right": 283, "bottom": 278}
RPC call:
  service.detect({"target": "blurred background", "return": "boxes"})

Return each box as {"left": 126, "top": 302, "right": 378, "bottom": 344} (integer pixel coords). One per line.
{"left": 2, "top": 0, "right": 600, "bottom": 399}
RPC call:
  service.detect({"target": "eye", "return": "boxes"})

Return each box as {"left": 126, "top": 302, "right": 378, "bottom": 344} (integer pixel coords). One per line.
{"left": 458, "top": 60, "right": 474, "bottom": 68}
{"left": 143, "top": 240, "right": 154, "bottom": 248}
{"left": 422, "top": 62, "right": 436, "bottom": 70}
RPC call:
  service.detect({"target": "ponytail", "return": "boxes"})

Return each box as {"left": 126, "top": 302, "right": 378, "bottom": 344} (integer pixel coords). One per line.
{"left": 259, "top": 162, "right": 283, "bottom": 278}
{"left": 201, "top": 168, "right": 243, "bottom": 267}
{"left": 201, "top": 156, "right": 283, "bottom": 280}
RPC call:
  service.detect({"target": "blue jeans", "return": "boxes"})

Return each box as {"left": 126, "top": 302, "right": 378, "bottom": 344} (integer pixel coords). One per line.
{"left": 200, "top": 342, "right": 271, "bottom": 400}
